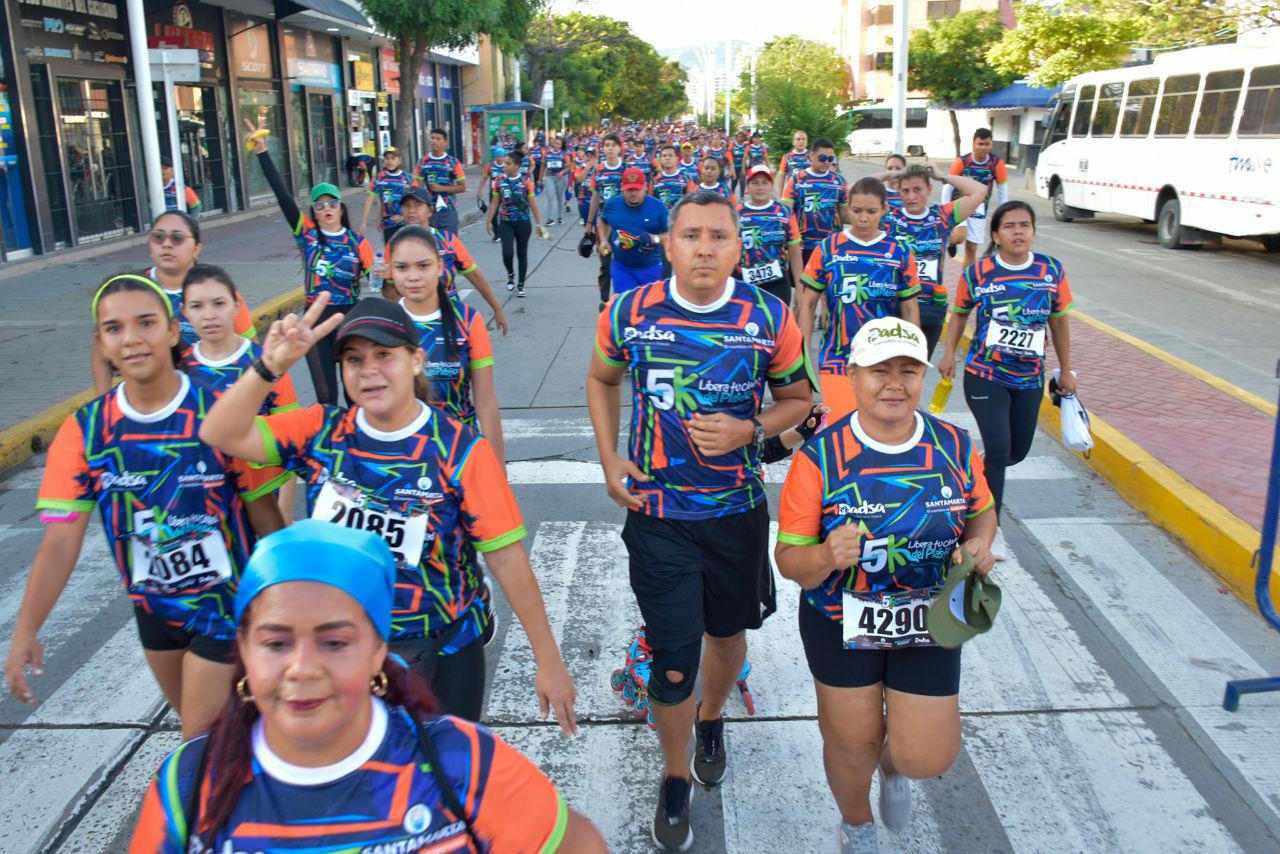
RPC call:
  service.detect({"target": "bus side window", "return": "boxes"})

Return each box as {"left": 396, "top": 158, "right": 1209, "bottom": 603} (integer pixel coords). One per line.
{"left": 1091, "top": 82, "right": 1124, "bottom": 137}
{"left": 1071, "top": 85, "right": 1096, "bottom": 138}
{"left": 1239, "top": 65, "right": 1280, "bottom": 137}
{"left": 1121, "top": 79, "right": 1159, "bottom": 137}
{"left": 1155, "top": 74, "right": 1201, "bottom": 137}
{"left": 1044, "top": 89, "right": 1073, "bottom": 147}
{"left": 1195, "top": 69, "right": 1243, "bottom": 137}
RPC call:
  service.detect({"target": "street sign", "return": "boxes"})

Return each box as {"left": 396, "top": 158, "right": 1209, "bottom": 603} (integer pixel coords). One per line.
{"left": 147, "top": 48, "right": 200, "bottom": 83}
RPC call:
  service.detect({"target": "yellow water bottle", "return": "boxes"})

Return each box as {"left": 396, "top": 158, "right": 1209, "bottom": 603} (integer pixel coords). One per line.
{"left": 928, "top": 377, "right": 953, "bottom": 414}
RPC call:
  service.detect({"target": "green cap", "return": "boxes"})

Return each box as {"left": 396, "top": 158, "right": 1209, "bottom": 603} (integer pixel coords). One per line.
{"left": 927, "top": 548, "right": 1002, "bottom": 648}
{"left": 310, "top": 183, "right": 341, "bottom": 203}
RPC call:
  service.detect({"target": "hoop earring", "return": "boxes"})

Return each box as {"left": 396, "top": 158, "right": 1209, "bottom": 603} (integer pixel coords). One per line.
{"left": 236, "top": 676, "right": 254, "bottom": 703}
{"left": 370, "top": 671, "right": 389, "bottom": 697}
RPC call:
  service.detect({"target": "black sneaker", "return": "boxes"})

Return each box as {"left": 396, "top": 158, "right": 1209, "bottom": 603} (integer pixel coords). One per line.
{"left": 947, "top": 243, "right": 957, "bottom": 258}
{"left": 506, "top": 276, "right": 515, "bottom": 292}
{"left": 516, "top": 284, "right": 526, "bottom": 297}
{"left": 691, "top": 709, "right": 727, "bottom": 786}
{"left": 651, "top": 776, "right": 693, "bottom": 851}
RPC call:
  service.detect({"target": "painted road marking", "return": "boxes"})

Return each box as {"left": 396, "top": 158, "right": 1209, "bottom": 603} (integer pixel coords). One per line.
{"left": 28, "top": 621, "right": 163, "bottom": 727}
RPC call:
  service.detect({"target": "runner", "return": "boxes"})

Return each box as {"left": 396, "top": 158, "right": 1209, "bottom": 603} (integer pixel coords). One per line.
{"left": 359, "top": 146, "right": 414, "bottom": 243}
{"left": 737, "top": 163, "right": 803, "bottom": 306}
{"left": 686, "top": 155, "right": 736, "bottom": 204}
{"left": 129, "top": 521, "right": 607, "bottom": 853}
{"left": 586, "top": 133, "right": 628, "bottom": 305}
{"left": 883, "top": 153, "right": 907, "bottom": 210}
{"left": 881, "top": 165, "right": 989, "bottom": 359}
{"left": 417, "top": 127, "right": 467, "bottom": 235}
{"left": 4, "top": 274, "right": 285, "bottom": 739}
{"left": 543, "top": 136, "right": 572, "bottom": 226}
{"left": 652, "top": 145, "right": 689, "bottom": 212}
{"left": 598, "top": 167, "right": 668, "bottom": 299}
{"left": 796, "top": 177, "right": 922, "bottom": 421}
{"left": 942, "top": 128, "right": 1008, "bottom": 268}
{"left": 393, "top": 186, "right": 508, "bottom": 335}
{"left": 161, "top": 156, "right": 201, "bottom": 216}
{"left": 776, "top": 129, "right": 811, "bottom": 191}
{"left": 746, "top": 131, "right": 770, "bottom": 171}
{"left": 775, "top": 316, "right": 997, "bottom": 852}
{"left": 384, "top": 226, "right": 505, "bottom": 461}
{"left": 731, "top": 130, "right": 749, "bottom": 197}
{"left": 199, "top": 296, "right": 577, "bottom": 726}
{"left": 574, "top": 147, "right": 598, "bottom": 227}
{"left": 486, "top": 151, "right": 547, "bottom": 298}
{"left": 91, "top": 211, "right": 257, "bottom": 394}
{"left": 587, "top": 190, "right": 813, "bottom": 851}
{"left": 701, "top": 131, "right": 735, "bottom": 187}
{"left": 781, "top": 137, "right": 847, "bottom": 264}
{"left": 676, "top": 142, "right": 700, "bottom": 185}
{"left": 939, "top": 200, "right": 1075, "bottom": 520}
{"left": 626, "top": 136, "right": 658, "bottom": 184}
{"left": 246, "top": 120, "right": 374, "bottom": 407}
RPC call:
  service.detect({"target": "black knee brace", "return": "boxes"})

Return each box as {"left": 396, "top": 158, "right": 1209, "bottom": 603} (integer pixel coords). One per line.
{"left": 648, "top": 638, "right": 702, "bottom": 706}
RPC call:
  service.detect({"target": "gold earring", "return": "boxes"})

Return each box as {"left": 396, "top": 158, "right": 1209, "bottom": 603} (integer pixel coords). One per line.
{"left": 235, "top": 676, "right": 254, "bottom": 703}
{"left": 370, "top": 670, "right": 389, "bottom": 697}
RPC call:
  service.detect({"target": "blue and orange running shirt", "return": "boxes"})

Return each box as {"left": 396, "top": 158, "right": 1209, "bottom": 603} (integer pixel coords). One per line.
{"left": 295, "top": 220, "right": 375, "bottom": 306}
{"left": 595, "top": 278, "right": 809, "bottom": 520}
{"left": 417, "top": 152, "right": 466, "bottom": 212}
{"left": 37, "top": 373, "right": 285, "bottom": 639}
{"left": 778, "top": 411, "right": 993, "bottom": 621}
{"left": 435, "top": 227, "right": 479, "bottom": 294}
{"left": 782, "top": 168, "right": 848, "bottom": 245}
{"left": 369, "top": 169, "right": 416, "bottom": 231}
{"left": 953, "top": 252, "right": 1073, "bottom": 390}
{"left": 492, "top": 174, "right": 536, "bottom": 222}
{"left": 685, "top": 180, "right": 736, "bottom": 205}
{"left": 179, "top": 339, "right": 299, "bottom": 416}
{"left": 778, "top": 149, "right": 811, "bottom": 181}
{"left": 590, "top": 161, "right": 628, "bottom": 210}
{"left": 949, "top": 152, "right": 1008, "bottom": 206}
{"left": 130, "top": 703, "right": 568, "bottom": 854}
{"left": 738, "top": 200, "right": 801, "bottom": 283}
{"left": 256, "top": 401, "right": 524, "bottom": 648}
{"left": 652, "top": 170, "right": 688, "bottom": 210}
{"left": 401, "top": 296, "right": 494, "bottom": 426}
{"left": 883, "top": 202, "right": 963, "bottom": 306}
{"left": 543, "top": 147, "right": 570, "bottom": 176}
{"left": 801, "top": 229, "right": 922, "bottom": 376}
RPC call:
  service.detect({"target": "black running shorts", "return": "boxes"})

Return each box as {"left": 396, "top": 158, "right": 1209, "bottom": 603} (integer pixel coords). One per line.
{"left": 133, "top": 606, "right": 234, "bottom": 663}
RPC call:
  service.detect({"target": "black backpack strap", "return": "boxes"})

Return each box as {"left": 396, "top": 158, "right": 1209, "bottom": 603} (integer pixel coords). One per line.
{"left": 411, "top": 714, "right": 482, "bottom": 851}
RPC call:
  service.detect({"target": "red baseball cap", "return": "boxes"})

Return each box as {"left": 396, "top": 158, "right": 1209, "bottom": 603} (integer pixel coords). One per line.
{"left": 620, "top": 167, "right": 647, "bottom": 190}
{"left": 746, "top": 163, "right": 773, "bottom": 181}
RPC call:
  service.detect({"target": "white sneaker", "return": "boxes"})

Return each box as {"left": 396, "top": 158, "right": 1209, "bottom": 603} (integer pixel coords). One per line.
{"left": 838, "top": 821, "right": 880, "bottom": 854}
{"left": 877, "top": 766, "right": 912, "bottom": 832}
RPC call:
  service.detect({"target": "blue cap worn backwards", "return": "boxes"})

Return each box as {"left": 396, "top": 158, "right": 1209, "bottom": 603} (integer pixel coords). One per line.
{"left": 235, "top": 520, "right": 397, "bottom": 639}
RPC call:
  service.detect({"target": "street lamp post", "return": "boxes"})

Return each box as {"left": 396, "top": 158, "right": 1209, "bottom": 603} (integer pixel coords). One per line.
{"left": 892, "top": 0, "right": 909, "bottom": 154}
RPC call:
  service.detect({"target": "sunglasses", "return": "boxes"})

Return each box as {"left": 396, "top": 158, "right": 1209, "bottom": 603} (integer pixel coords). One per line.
{"left": 817, "top": 154, "right": 836, "bottom": 164}
{"left": 150, "top": 230, "right": 192, "bottom": 245}
{"left": 313, "top": 199, "right": 342, "bottom": 211}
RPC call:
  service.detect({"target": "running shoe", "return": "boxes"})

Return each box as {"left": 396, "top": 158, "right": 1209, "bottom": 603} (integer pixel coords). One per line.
{"left": 506, "top": 275, "right": 515, "bottom": 292}
{"left": 651, "top": 776, "right": 693, "bottom": 851}
{"left": 877, "top": 765, "right": 913, "bottom": 831}
{"left": 947, "top": 243, "right": 957, "bottom": 258}
{"left": 516, "top": 284, "right": 526, "bottom": 298}
{"left": 839, "top": 821, "right": 880, "bottom": 854}
{"left": 691, "top": 706, "right": 726, "bottom": 786}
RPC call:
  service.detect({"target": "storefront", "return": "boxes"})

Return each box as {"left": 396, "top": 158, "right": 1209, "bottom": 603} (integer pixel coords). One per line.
{"left": 0, "top": 43, "right": 35, "bottom": 259}
{"left": 225, "top": 11, "right": 284, "bottom": 207}
{"left": 281, "top": 25, "right": 342, "bottom": 190}
{"left": 14, "top": 0, "right": 139, "bottom": 248}
{"left": 345, "top": 42, "right": 377, "bottom": 159}
{"left": 378, "top": 46, "right": 399, "bottom": 150}
{"left": 417, "top": 59, "right": 465, "bottom": 157}
{"left": 146, "top": 1, "right": 236, "bottom": 216}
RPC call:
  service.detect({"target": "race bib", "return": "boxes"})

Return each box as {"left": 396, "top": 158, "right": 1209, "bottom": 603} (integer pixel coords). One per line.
{"left": 743, "top": 260, "right": 783, "bottom": 284}
{"left": 314, "top": 480, "right": 429, "bottom": 566}
{"left": 128, "top": 509, "right": 232, "bottom": 595}
{"left": 916, "top": 256, "right": 939, "bottom": 283}
{"left": 843, "top": 588, "right": 936, "bottom": 650}
{"left": 972, "top": 202, "right": 987, "bottom": 219}
{"left": 984, "top": 318, "right": 1045, "bottom": 357}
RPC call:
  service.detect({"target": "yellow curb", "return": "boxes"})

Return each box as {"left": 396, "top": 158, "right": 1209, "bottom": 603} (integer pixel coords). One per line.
{"left": 0, "top": 288, "right": 307, "bottom": 475}
{"left": 1037, "top": 394, "right": 1280, "bottom": 608}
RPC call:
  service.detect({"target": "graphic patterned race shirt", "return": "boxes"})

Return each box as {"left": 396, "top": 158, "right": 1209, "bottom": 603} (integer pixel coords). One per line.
{"left": 369, "top": 169, "right": 417, "bottom": 231}
{"left": 434, "top": 228, "right": 478, "bottom": 294}
{"left": 492, "top": 174, "right": 535, "bottom": 222}
{"left": 37, "top": 374, "right": 284, "bottom": 639}
{"left": 883, "top": 202, "right": 962, "bottom": 306}
{"left": 258, "top": 402, "right": 524, "bottom": 648}
{"left": 801, "top": 230, "right": 922, "bottom": 375}
{"left": 953, "top": 252, "right": 1073, "bottom": 390}
{"left": 949, "top": 153, "right": 1008, "bottom": 207}
{"left": 778, "top": 149, "right": 811, "bottom": 181}
{"left": 401, "top": 296, "right": 494, "bottom": 426}
{"left": 179, "top": 339, "right": 299, "bottom": 416}
{"left": 652, "top": 170, "right": 688, "bottom": 210}
{"left": 294, "top": 218, "right": 374, "bottom": 306}
{"left": 590, "top": 161, "right": 628, "bottom": 207}
{"left": 782, "top": 169, "right": 849, "bottom": 245}
{"left": 417, "top": 152, "right": 466, "bottom": 212}
{"left": 595, "top": 278, "right": 809, "bottom": 520}
{"left": 738, "top": 200, "right": 801, "bottom": 276}
{"left": 131, "top": 707, "right": 568, "bottom": 854}
{"left": 778, "top": 411, "right": 993, "bottom": 621}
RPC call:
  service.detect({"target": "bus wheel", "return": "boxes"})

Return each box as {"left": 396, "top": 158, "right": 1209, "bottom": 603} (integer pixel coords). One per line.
{"left": 1051, "top": 184, "right": 1074, "bottom": 222}
{"left": 1157, "top": 197, "right": 1189, "bottom": 249}
{"left": 1261, "top": 235, "right": 1280, "bottom": 253}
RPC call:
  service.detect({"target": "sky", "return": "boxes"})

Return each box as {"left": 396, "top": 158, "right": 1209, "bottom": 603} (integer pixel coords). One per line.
{"left": 547, "top": 0, "right": 841, "bottom": 52}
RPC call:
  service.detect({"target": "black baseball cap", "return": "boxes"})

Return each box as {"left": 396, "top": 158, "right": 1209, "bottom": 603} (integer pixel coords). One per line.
{"left": 333, "top": 299, "right": 417, "bottom": 356}
{"left": 401, "top": 186, "right": 431, "bottom": 205}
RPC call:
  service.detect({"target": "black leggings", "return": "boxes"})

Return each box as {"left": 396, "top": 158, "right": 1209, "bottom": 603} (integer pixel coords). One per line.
{"left": 919, "top": 302, "right": 947, "bottom": 362}
{"left": 598, "top": 245, "right": 612, "bottom": 302}
{"left": 496, "top": 219, "right": 531, "bottom": 284}
{"left": 963, "top": 371, "right": 1043, "bottom": 517}
{"left": 303, "top": 301, "right": 349, "bottom": 406}
{"left": 390, "top": 634, "right": 486, "bottom": 721}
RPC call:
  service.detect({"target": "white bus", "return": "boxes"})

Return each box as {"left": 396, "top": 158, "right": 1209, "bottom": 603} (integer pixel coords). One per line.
{"left": 845, "top": 100, "right": 986, "bottom": 159}
{"left": 1035, "top": 33, "right": 1280, "bottom": 250}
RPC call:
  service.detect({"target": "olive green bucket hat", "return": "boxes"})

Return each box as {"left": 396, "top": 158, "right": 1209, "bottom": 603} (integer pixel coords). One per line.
{"left": 927, "top": 547, "right": 1002, "bottom": 648}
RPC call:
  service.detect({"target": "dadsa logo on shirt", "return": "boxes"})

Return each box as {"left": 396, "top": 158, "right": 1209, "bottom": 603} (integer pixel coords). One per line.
{"left": 837, "top": 500, "right": 886, "bottom": 518}
{"left": 624, "top": 325, "right": 676, "bottom": 343}
{"left": 100, "top": 471, "right": 148, "bottom": 490}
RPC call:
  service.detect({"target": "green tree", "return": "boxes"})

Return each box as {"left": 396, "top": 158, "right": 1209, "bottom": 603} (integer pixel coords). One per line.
{"left": 908, "top": 11, "right": 1015, "bottom": 155}
{"left": 740, "top": 36, "right": 853, "bottom": 154}
{"left": 986, "top": 2, "right": 1137, "bottom": 87}
{"left": 362, "top": 0, "right": 541, "bottom": 160}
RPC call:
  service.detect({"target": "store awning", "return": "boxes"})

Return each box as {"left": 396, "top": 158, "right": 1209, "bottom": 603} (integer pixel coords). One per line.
{"left": 277, "top": 0, "right": 370, "bottom": 28}
{"left": 952, "top": 82, "right": 1061, "bottom": 111}
{"left": 468, "top": 101, "right": 547, "bottom": 113}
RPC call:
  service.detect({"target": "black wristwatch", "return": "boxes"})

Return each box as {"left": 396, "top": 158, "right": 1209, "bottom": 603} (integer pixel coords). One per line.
{"left": 749, "top": 416, "right": 765, "bottom": 454}
{"left": 252, "top": 357, "right": 280, "bottom": 384}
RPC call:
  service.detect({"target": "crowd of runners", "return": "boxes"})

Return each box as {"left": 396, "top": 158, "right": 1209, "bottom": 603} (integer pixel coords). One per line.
{"left": 3, "top": 114, "right": 1074, "bottom": 853}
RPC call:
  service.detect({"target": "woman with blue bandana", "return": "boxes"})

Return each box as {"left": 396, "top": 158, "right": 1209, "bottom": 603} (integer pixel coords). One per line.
{"left": 130, "top": 521, "right": 606, "bottom": 853}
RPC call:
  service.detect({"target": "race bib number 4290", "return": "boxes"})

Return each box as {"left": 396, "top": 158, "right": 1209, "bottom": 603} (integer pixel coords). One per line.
{"left": 842, "top": 588, "right": 936, "bottom": 650}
